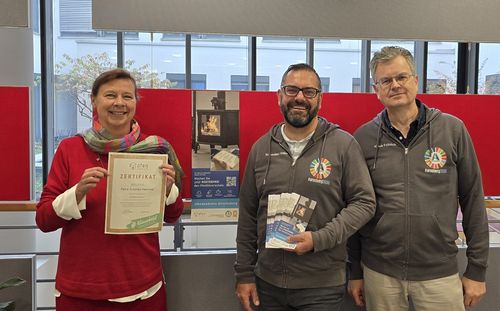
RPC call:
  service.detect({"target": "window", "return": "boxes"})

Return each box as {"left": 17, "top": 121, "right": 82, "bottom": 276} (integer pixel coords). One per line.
{"left": 54, "top": 0, "right": 119, "bottom": 141}
{"left": 319, "top": 77, "right": 330, "bottom": 92}
{"left": 478, "top": 43, "right": 500, "bottom": 94}
{"left": 124, "top": 32, "right": 185, "bottom": 89}
{"left": 426, "top": 78, "right": 448, "bottom": 94}
{"left": 162, "top": 33, "right": 241, "bottom": 41}
{"left": 426, "top": 42, "right": 458, "bottom": 94}
{"left": 166, "top": 73, "right": 207, "bottom": 90}
{"left": 192, "top": 34, "right": 248, "bottom": 90}
{"left": 59, "top": 0, "right": 93, "bottom": 36}
{"left": 230, "top": 75, "right": 270, "bottom": 91}
{"left": 371, "top": 40, "right": 415, "bottom": 55}
{"left": 485, "top": 74, "right": 500, "bottom": 94}
{"left": 257, "top": 36, "right": 307, "bottom": 91}
{"left": 31, "top": 0, "right": 39, "bottom": 34}
{"left": 352, "top": 78, "right": 361, "bottom": 92}
{"left": 315, "top": 39, "right": 362, "bottom": 92}
{"left": 59, "top": 0, "right": 137, "bottom": 38}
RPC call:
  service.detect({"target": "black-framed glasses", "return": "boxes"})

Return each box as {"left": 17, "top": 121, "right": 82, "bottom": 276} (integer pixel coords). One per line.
{"left": 281, "top": 85, "right": 321, "bottom": 99}
{"left": 374, "top": 73, "right": 414, "bottom": 88}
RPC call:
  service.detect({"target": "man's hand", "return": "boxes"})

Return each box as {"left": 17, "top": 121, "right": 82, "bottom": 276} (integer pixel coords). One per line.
{"left": 235, "top": 283, "right": 260, "bottom": 311}
{"left": 462, "top": 276, "right": 486, "bottom": 307}
{"left": 348, "top": 279, "right": 365, "bottom": 307}
{"left": 287, "top": 231, "right": 314, "bottom": 255}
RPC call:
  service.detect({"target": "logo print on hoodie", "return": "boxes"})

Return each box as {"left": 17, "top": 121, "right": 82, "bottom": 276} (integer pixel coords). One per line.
{"left": 424, "top": 147, "right": 448, "bottom": 173}
{"left": 308, "top": 158, "right": 332, "bottom": 185}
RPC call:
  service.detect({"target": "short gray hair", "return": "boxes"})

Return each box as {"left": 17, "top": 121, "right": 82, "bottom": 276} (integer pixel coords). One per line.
{"left": 370, "top": 46, "right": 416, "bottom": 80}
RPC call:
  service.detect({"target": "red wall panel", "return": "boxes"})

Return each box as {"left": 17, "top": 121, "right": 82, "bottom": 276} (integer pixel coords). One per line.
{"left": 0, "top": 86, "right": 30, "bottom": 200}
{"left": 136, "top": 89, "right": 193, "bottom": 199}
{"left": 5, "top": 89, "right": 496, "bottom": 201}
{"left": 239, "top": 92, "right": 499, "bottom": 196}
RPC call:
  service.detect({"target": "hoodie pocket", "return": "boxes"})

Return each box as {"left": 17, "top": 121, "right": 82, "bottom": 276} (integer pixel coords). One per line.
{"left": 259, "top": 248, "right": 284, "bottom": 273}
{"left": 366, "top": 213, "right": 405, "bottom": 260}
{"left": 409, "top": 215, "right": 456, "bottom": 265}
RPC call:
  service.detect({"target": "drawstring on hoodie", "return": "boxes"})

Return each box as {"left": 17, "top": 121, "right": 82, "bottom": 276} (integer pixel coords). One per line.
{"left": 427, "top": 121, "right": 432, "bottom": 151}
{"left": 263, "top": 117, "right": 335, "bottom": 187}
{"left": 318, "top": 133, "right": 328, "bottom": 173}
{"left": 263, "top": 137, "right": 272, "bottom": 186}
{"left": 373, "top": 120, "right": 383, "bottom": 170}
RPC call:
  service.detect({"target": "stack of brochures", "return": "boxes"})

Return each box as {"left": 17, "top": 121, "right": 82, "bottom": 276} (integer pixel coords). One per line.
{"left": 265, "top": 193, "right": 317, "bottom": 249}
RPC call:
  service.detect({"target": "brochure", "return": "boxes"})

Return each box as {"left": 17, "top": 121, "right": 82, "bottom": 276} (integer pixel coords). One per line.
{"left": 265, "top": 192, "right": 317, "bottom": 249}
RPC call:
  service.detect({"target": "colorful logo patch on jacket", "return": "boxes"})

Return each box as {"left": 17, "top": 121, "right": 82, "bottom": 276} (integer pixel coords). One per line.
{"left": 424, "top": 147, "right": 448, "bottom": 173}
{"left": 308, "top": 158, "right": 332, "bottom": 185}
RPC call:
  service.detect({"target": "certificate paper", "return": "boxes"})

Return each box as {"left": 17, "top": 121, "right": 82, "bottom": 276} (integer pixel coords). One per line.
{"left": 105, "top": 152, "right": 168, "bottom": 234}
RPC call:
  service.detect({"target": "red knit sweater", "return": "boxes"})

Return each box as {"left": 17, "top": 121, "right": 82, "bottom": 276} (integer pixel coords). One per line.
{"left": 36, "top": 135, "right": 183, "bottom": 300}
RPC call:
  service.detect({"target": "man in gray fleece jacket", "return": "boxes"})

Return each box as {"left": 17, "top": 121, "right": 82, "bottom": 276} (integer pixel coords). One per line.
{"left": 348, "top": 46, "right": 489, "bottom": 311}
{"left": 235, "top": 63, "right": 376, "bottom": 311}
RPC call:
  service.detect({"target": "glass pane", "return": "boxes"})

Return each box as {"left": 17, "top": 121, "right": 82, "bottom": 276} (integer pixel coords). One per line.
{"left": 54, "top": 0, "right": 118, "bottom": 147}
{"left": 314, "top": 39, "right": 362, "bottom": 92}
{"left": 371, "top": 40, "right": 415, "bottom": 56}
{"left": 426, "top": 42, "right": 458, "bottom": 94}
{"left": 33, "top": 0, "right": 42, "bottom": 199}
{"left": 478, "top": 43, "right": 500, "bottom": 94}
{"left": 192, "top": 34, "right": 248, "bottom": 90}
{"left": 124, "top": 32, "right": 185, "bottom": 89}
{"left": 257, "top": 36, "right": 307, "bottom": 91}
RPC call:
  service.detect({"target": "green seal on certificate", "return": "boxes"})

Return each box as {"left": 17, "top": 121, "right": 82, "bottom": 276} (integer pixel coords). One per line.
{"left": 126, "top": 213, "right": 162, "bottom": 230}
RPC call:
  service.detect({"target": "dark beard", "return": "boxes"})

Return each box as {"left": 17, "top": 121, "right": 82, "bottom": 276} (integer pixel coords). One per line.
{"left": 280, "top": 100, "right": 319, "bottom": 128}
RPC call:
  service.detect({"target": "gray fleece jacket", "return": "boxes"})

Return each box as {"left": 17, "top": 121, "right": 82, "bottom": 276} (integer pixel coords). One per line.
{"left": 349, "top": 102, "right": 489, "bottom": 282}
{"left": 235, "top": 117, "right": 376, "bottom": 289}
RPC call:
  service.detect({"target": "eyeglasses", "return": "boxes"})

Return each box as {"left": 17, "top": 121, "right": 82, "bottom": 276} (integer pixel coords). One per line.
{"left": 281, "top": 85, "right": 321, "bottom": 99}
{"left": 374, "top": 74, "right": 414, "bottom": 88}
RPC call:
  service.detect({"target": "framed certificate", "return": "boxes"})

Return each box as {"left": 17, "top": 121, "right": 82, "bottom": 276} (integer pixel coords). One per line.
{"left": 105, "top": 152, "right": 168, "bottom": 234}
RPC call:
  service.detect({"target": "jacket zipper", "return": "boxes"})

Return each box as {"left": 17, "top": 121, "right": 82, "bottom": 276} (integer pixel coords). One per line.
{"left": 276, "top": 135, "right": 319, "bottom": 287}
{"left": 277, "top": 140, "right": 294, "bottom": 287}
{"left": 401, "top": 125, "right": 429, "bottom": 279}
{"left": 403, "top": 147, "right": 409, "bottom": 280}
{"left": 380, "top": 127, "right": 411, "bottom": 280}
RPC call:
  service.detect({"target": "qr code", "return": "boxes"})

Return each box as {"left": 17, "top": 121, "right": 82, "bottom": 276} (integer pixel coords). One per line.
{"left": 226, "top": 176, "right": 237, "bottom": 187}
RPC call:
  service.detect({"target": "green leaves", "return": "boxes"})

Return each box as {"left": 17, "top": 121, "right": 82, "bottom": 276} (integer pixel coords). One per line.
{"left": 55, "top": 52, "right": 177, "bottom": 120}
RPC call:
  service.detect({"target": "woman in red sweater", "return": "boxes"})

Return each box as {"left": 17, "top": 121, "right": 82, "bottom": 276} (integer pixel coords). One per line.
{"left": 36, "top": 68, "right": 184, "bottom": 310}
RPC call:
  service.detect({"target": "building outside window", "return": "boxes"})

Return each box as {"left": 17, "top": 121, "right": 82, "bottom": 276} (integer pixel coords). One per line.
{"left": 427, "top": 42, "right": 458, "bottom": 94}
{"left": 315, "top": 39, "right": 362, "bottom": 92}
{"left": 478, "top": 43, "right": 500, "bottom": 94}
{"left": 230, "top": 75, "right": 270, "bottom": 91}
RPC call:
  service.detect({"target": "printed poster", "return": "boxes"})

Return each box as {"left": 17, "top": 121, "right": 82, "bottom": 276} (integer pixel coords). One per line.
{"left": 191, "top": 90, "right": 240, "bottom": 221}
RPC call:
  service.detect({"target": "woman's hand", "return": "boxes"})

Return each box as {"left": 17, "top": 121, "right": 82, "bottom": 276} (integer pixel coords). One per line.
{"left": 75, "top": 167, "right": 108, "bottom": 204}
{"left": 160, "top": 163, "right": 176, "bottom": 196}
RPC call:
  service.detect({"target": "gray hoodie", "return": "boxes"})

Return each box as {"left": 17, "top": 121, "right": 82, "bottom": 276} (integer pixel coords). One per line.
{"left": 235, "top": 117, "right": 376, "bottom": 288}
{"left": 349, "top": 102, "right": 489, "bottom": 282}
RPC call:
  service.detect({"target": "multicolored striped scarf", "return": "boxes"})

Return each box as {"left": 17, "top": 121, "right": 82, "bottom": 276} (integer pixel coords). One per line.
{"left": 79, "top": 119, "right": 184, "bottom": 189}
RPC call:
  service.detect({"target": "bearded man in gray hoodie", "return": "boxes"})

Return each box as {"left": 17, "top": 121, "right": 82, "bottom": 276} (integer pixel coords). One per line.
{"left": 235, "top": 63, "right": 376, "bottom": 311}
{"left": 348, "top": 46, "right": 489, "bottom": 311}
